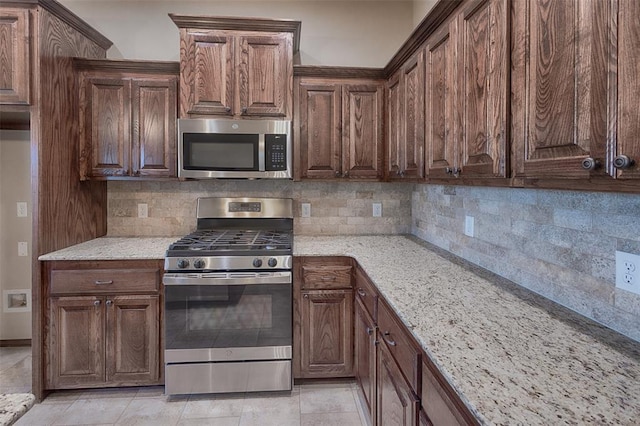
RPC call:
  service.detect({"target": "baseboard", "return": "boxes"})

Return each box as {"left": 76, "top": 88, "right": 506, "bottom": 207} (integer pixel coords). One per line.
{"left": 0, "top": 339, "right": 31, "bottom": 347}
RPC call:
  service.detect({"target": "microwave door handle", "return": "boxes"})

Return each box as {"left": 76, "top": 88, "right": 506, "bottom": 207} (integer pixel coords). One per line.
{"left": 258, "top": 133, "right": 266, "bottom": 172}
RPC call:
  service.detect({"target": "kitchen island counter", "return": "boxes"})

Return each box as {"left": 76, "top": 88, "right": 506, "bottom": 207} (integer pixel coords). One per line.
{"left": 39, "top": 235, "right": 640, "bottom": 424}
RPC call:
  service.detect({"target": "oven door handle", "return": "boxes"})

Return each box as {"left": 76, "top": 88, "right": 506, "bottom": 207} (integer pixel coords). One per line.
{"left": 163, "top": 272, "right": 292, "bottom": 286}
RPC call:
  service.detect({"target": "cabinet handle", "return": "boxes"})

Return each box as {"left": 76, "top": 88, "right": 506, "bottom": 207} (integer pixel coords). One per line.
{"left": 335, "top": 170, "right": 341, "bottom": 177}
{"left": 581, "top": 157, "right": 601, "bottom": 171}
{"left": 399, "top": 170, "right": 405, "bottom": 177}
{"left": 105, "top": 300, "right": 113, "bottom": 306}
{"left": 366, "top": 327, "right": 373, "bottom": 336}
{"left": 225, "top": 106, "right": 232, "bottom": 113}
{"left": 342, "top": 171, "right": 349, "bottom": 178}
{"left": 241, "top": 107, "right": 248, "bottom": 115}
{"left": 320, "top": 276, "right": 337, "bottom": 282}
{"left": 94, "top": 280, "right": 113, "bottom": 285}
{"left": 93, "top": 300, "right": 101, "bottom": 306}
{"left": 382, "top": 331, "right": 397, "bottom": 346}
{"left": 613, "top": 155, "right": 635, "bottom": 169}
{"left": 445, "top": 167, "right": 461, "bottom": 177}
{"left": 357, "top": 288, "right": 366, "bottom": 298}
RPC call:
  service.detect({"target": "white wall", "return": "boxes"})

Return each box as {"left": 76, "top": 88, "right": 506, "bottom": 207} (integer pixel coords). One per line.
{"left": 59, "top": 0, "right": 415, "bottom": 67}
{"left": 0, "top": 130, "right": 32, "bottom": 340}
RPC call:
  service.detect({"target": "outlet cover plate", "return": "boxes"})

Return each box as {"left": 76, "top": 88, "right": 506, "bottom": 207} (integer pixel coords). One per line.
{"left": 616, "top": 251, "right": 640, "bottom": 295}
{"left": 301, "top": 203, "right": 311, "bottom": 218}
{"left": 465, "top": 216, "right": 475, "bottom": 237}
{"left": 372, "top": 202, "right": 382, "bottom": 217}
{"left": 137, "top": 203, "right": 148, "bottom": 218}
{"left": 17, "top": 202, "right": 27, "bottom": 218}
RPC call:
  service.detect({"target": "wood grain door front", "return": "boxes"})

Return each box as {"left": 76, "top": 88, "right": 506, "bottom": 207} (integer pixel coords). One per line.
{"left": 297, "top": 81, "right": 342, "bottom": 179}
{"left": 402, "top": 50, "right": 425, "bottom": 180}
{"left": 238, "top": 34, "right": 292, "bottom": 118}
{"left": 85, "top": 77, "right": 131, "bottom": 177}
{"left": 387, "top": 71, "right": 403, "bottom": 178}
{"left": 131, "top": 78, "right": 177, "bottom": 178}
{"left": 300, "top": 289, "right": 354, "bottom": 378}
{"left": 180, "top": 30, "right": 234, "bottom": 117}
{"left": 511, "top": 0, "right": 616, "bottom": 179}
{"left": 355, "top": 299, "right": 377, "bottom": 425}
{"left": 342, "top": 84, "right": 384, "bottom": 179}
{"left": 0, "top": 7, "right": 30, "bottom": 105}
{"left": 48, "top": 297, "right": 104, "bottom": 388}
{"left": 105, "top": 295, "right": 159, "bottom": 384}
{"left": 377, "top": 340, "right": 419, "bottom": 426}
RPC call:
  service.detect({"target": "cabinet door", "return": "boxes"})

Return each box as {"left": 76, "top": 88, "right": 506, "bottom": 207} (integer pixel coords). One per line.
{"left": 296, "top": 80, "right": 342, "bottom": 179}
{"left": 299, "top": 289, "right": 354, "bottom": 378}
{"left": 387, "top": 71, "right": 403, "bottom": 178}
{"left": 238, "top": 33, "right": 292, "bottom": 118}
{"left": 401, "top": 51, "right": 426, "bottom": 180}
{"left": 131, "top": 78, "right": 177, "bottom": 178}
{"left": 355, "top": 299, "right": 377, "bottom": 425}
{"left": 82, "top": 77, "right": 131, "bottom": 178}
{"left": 342, "top": 83, "right": 384, "bottom": 179}
{"left": 616, "top": 0, "right": 640, "bottom": 180}
{"left": 377, "top": 340, "right": 419, "bottom": 426}
{"left": 48, "top": 297, "right": 105, "bottom": 388}
{"left": 458, "top": 0, "right": 507, "bottom": 178}
{"left": 425, "top": 22, "right": 459, "bottom": 178}
{"left": 511, "top": 0, "right": 616, "bottom": 179}
{"left": 106, "top": 295, "right": 160, "bottom": 384}
{"left": 179, "top": 30, "right": 234, "bottom": 117}
{"left": 0, "top": 7, "right": 30, "bottom": 105}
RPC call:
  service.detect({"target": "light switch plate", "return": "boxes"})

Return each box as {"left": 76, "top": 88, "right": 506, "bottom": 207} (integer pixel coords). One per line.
{"left": 465, "top": 216, "right": 475, "bottom": 237}
{"left": 18, "top": 242, "right": 28, "bottom": 257}
{"left": 616, "top": 251, "right": 640, "bottom": 295}
{"left": 17, "top": 202, "right": 27, "bottom": 218}
{"left": 301, "top": 203, "right": 311, "bottom": 218}
{"left": 372, "top": 203, "right": 382, "bottom": 217}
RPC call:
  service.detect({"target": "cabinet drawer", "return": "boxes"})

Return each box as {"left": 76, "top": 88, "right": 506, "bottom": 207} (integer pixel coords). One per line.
{"left": 378, "top": 299, "right": 420, "bottom": 394}
{"left": 300, "top": 257, "right": 353, "bottom": 290}
{"left": 50, "top": 269, "right": 159, "bottom": 295}
{"left": 354, "top": 266, "right": 377, "bottom": 321}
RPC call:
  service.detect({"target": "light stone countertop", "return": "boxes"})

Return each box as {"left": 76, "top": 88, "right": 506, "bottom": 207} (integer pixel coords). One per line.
{"left": 38, "top": 235, "right": 640, "bottom": 425}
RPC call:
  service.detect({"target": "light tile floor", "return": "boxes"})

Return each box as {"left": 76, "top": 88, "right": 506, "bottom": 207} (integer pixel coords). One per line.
{"left": 1, "top": 347, "right": 368, "bottom": 426}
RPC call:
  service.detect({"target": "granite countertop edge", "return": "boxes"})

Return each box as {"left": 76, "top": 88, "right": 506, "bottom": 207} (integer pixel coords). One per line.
{"left": 38, "top": 235, "right": 640, "bottom": 425}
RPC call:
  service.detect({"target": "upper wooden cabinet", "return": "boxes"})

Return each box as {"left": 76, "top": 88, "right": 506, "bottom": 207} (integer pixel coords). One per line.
{"left": 425, "top": 0, "right": 508, "bottom": 181}
{"left": 0, "top": 7, "right": 30, "bottom": 105}
{"left": 387, "top": 50, "right": 425, "bottom": 181}
{"left": 295, "top": 74, "right": 384, "bottom": 180}
{"left": 512, "top": 0, "right": 639, "bottom": 183}
{"left": 170, "top": 15, "right": 300, "bottom": 119}
{"left": 75, "top": 59, "right": 179, "bottom": 180}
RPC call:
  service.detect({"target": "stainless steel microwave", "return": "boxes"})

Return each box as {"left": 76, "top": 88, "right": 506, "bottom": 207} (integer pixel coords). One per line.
{"left": 178, "top": 118, "right": 292, "bottom": 179}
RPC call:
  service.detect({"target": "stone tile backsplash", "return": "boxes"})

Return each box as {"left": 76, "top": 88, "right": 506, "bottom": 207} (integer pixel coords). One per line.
{"left": 107, "top": 180, "right": 412, "bottom": 237}
{"left": 412, "top": 185, "right": 640, "bottom": 341}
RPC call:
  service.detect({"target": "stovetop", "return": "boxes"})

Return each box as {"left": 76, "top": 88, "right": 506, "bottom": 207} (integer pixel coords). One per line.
{"left": 166, "top": 229, "right": 292, "bottom": 258}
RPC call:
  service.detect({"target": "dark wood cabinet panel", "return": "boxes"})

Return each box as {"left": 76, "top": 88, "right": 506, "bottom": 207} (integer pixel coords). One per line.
{"left": 107, "top": 295, "right": 160, "bottom": 384}
{"left": 131, "top": 78, "right": 178, "bottom": 177}
{"left": 511, "top": 0, "right": 616, "bottom": 179}
{"left": 355, "top": 299, "right": 377, "bottom": 425}
{"left": 401, "top": 51, "right": 426, "bottom": 180}
{"left": 377, "top": 339, "right": 420, "bottom": 426}
{"left": 296, "top": 80, "right": 342, "bottom": 179}
{"left": 300, "top": 289, "right": 354, "bottom": 378}
{"left": 458, "top": 0, "right": 508, "bottom": 179}
{"left": 342, "top": 83, "right": 384, "bottom": 179}
{"left": 387, "top": 71, "right": 402, "bottom": 178}
{"left": 0, "top": 7, "right": 30, "bottom": 105}
{"left": 48, "top": 296, "right": 105, "bottom": 388}
{"left": 238, "top": 34, "right": 292, "bottom": 117}
{"left": 616, "top": 0, "right": 640, "bottom": 180}
{"left": 425, "top": 22, "right": 458, "bottom": 179}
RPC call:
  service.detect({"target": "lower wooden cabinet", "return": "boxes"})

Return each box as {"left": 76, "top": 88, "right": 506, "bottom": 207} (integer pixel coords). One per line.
{"left": 355, "top": 298, "right": 377, "bottom": 423}
{"left": 377, "top": 339, "right": 420, "bottom": 426}
{"left": 44, "top": 260, "right": 163, "bottom": 390}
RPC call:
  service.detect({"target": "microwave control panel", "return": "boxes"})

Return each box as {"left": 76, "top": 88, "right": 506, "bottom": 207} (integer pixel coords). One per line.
{"left": 265, "top": 134, "right": 288, "bottom": 171}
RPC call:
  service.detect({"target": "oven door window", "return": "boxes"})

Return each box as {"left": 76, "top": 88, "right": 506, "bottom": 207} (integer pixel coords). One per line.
{"left": 182, "top": 133, "right": 259, "bottom": 171}
{"left": 165, "top": 283, "right": 291, "bottom": 350}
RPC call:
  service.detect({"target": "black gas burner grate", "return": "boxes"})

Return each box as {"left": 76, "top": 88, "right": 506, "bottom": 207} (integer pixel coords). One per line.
{"left": 168, "top": 229, "right": 292, "bottom": 253}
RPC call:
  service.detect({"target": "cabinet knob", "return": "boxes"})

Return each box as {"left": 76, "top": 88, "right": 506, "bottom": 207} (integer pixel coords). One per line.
{"left": 382, "top": 331, "right": 397, "bottom": 346}
{"left": 105, "top": 300, "right": 113, "bottom": 306}
{"left": 93, "top": 300, "right": 101, "bottom": 306}
{"left": 225, "top": 106, "right": 232, "bottom": 113}
{"left": 613, "top": 155, "right": 635, "bottom": 169}
{"left": 445, "top": 167, "right": 461, "bottom": 177}
{"left": 357, "top": 288, "right": 366, "bottom": 298}
{"left": 366, "top": 327, "right": 373, "bottom": 336}
{"left": 581, "top": 157, "right": 601, "bottom": 171}
{"left": 399, "top": 170, "right": 405, "bottom": 177}
{"left": 303, "top": 294, "right": 309, "bottom": 299}
{"left": 241, "top": 107, "right": 248, "bottom": 115}
{"left": 342, "top": 171, "right": 349, "bottom": 178}
{"left": 335, "top": 170, "right": 341, "bottom": 177}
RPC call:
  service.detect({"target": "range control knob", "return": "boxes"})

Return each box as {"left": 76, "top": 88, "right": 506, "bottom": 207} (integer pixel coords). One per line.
{"left": 253, "top": 258, "right": 263, "bottom": 268}
{"left": 268, "top": 258, "right": 278, "bottom": 267}
{"left": 177, "top": 259, "right": 189, "bottom": 269}
{"left": 193, "top": 259, "right": 205, "bottom": 269}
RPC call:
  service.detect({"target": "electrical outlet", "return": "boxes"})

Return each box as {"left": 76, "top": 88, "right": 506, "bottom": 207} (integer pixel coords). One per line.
{"left": 17, "top": 202, "right": 27, "bottom": 218}
{"left": 616, "top": 251, "right": 640, "bottom": 295}
{"left": 137, "top": 203, "right": 148, "bottom": 218}
{"left": 18, "top": 242, "right": 28, "bottom": 257}
{"left": 301, "top": 203, "right": 311, "bottom": 218}
{"left": 372, "top": 202, "right": 382, "bottom": 217}
{"left": 464, "top": 216, "right": 475, "bottom": 237}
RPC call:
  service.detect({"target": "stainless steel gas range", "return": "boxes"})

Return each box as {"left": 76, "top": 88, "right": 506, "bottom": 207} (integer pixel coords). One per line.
{"left": 163, "top": 197, "right": 293, "bottom": 396}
